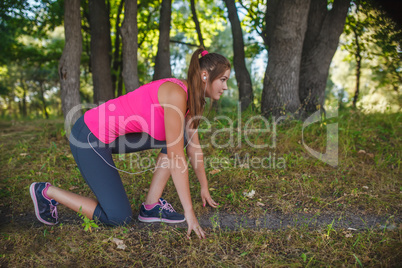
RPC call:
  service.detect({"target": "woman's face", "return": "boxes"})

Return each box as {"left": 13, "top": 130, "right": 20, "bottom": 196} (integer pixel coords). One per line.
{"left": 205, "top": 69, "right": 231, "bottom": 100}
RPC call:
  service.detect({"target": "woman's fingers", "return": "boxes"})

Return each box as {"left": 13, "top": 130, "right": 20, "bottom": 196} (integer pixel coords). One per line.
{"left": 187, "top": 226, "right": 206, "bottom": 239}
{"left": 207, "top": 198, "right": 218, "bottom": 208}
{"left": 195, "top": 226, "right": 206, "bottom": 239}
{"left": 187, "top": 228, "right": 192, "bottom": 239}
{"left": 201, "top": 194, "right": 218, "bottom": 208}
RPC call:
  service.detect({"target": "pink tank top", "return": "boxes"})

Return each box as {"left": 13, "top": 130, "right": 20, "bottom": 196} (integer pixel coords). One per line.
{"left": 84, "top": 78, "right": 188, "bottom": 144}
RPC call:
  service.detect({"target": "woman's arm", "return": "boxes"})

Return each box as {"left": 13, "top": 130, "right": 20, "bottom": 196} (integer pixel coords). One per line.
{"left": 159, "top": 82, "right": 205, "bottom": 239}
{"left": 185, "top": 117, "right": 218, "bottom": 208}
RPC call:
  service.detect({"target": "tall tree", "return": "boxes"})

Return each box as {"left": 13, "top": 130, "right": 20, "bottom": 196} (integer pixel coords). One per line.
{"left": 59, "top": 0, "right": 82, "bottom": 126}
{"left": 299, "top": 0, "right": 350, "bottom": 114}
{"left": 340, "top": 1, "right": 401, "bottom": 109}
{"left": 121, "top": 0, "right": 140, "bottom": 92}
{"left": 153, "top": 0, "right": 172, "bottom": 80}
{"left": 190, "top": 0, "right": 204, "bottom": 47}
{"left": 342, "top": 1, "right": 368, "bottom": 108}
{"left": 261, "top": 0, "right": 311, "bottom": 118}
{"left": 111, "top": 0, "right": 124, "bottom": 97}
{"left": 19, "top": 75, "right": 28, "bottom": 117}
{"left": 368, "top": 2, "right": 402, "bottom": 94}
{"left": 224, "top": 0, "right": 254, "bottom": 111}
{"left": 89, "top": 0, "right": 114, "bottom": 103}
{"left": 351, "top": 7, "right": 362, "bottom": 109}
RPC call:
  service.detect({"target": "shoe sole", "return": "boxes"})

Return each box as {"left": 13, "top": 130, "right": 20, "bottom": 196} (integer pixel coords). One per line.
{"left": 138, "top": 215, "right": 186, "bottom": 224}
{"left": 29, "top": 183, "right": 57, "bottom": 226}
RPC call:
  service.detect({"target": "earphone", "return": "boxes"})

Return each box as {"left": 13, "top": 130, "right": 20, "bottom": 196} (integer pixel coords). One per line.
{"left": 203, "top": 77, "right": 207, "bottom": 98}
{"left": 87, "top": 130, "right": 198, "bottom": 175}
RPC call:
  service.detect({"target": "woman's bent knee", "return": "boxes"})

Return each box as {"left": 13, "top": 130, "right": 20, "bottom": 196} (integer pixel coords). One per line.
{"left": 94, "top": 205, "right": 132, "bottom": 226}
{"left": 108, "top": 214, "right": 132, "bottom": 226}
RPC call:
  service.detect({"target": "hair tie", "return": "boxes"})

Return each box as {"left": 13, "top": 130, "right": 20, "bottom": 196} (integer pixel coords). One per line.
{"left": 201, "top": 50, "right": 209, "bottom": 57}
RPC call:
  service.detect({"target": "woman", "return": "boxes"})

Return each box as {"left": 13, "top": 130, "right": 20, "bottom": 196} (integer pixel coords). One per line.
{"left": 29, "top": 48, "right": 231, "bottom": 239}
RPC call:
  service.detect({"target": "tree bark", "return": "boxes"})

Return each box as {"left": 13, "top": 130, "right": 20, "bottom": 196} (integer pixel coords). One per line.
{"left": 190, "top": 0, "right": 204, "bottom": 47}
{"left": 20, "top": 77, "right": 27, "bottom": 117}
{"left": 117, "top": 69, "right": 123, "bottom": 96}
{"left": 153, "top": 0, "right": 172, "bottom": 80}
{"left": 121, "top": 0, "right": 140, "bottom": 92}
{"left": 112, "top": 0, "right": 124, "bottom": 97}
{"left": 261, "top": 0, "right": 310, "bottom": 118}
{"left": 89, "top": 0, "right": 114, "bottom": 103}
{"left": 224, "top": 0, "right": 254, "bottom": 111}
{"left": 352, "top": 25, "right": 361, "bottom": 108}
{"left": 59, "top": 0, "right": 82, "bottom": 127}
{"left": 38, "top": 82, "right": 49, "bottom": 119}
{"left": 299, "top": 0, "right": 350, "bottom": 114}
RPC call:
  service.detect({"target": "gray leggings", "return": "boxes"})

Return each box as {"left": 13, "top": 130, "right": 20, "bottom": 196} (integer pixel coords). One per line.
{"left": 69, "top": 116, "right": 185, "bottom": 226}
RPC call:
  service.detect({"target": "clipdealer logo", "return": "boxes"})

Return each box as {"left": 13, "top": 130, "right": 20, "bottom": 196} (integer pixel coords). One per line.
{"left": 64, "top": 101, "right": 338, "bottom": 169}
{"left": 302, "top": 105, "right": 338, "bottom": 167}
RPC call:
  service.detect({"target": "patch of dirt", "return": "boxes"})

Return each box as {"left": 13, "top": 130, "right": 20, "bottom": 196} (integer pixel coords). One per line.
{"left": 1, "top": 205, "right": 400, "bottom": 232}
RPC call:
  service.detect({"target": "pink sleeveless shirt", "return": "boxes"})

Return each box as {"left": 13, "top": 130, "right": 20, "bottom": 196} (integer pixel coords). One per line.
{"left": 84, "top": 78, "right": 188, "bottom": 144}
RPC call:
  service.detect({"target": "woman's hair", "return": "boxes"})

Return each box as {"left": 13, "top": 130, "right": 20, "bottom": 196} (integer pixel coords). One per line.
{"left": 187, "top": 47, "right": 231, "bottom": 128}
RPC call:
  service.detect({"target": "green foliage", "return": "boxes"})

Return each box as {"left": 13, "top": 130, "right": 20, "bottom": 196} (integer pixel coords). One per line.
{"left": 1, "top": 0, "right": 400, "bottom": 117}
{"left": 0, "top": 30, "right": 64, "bottom": 118}
{"left": 137, "top": 0, "right": 161, "bottom": 63}
{"left": 0, "top": 0, "right": 31, "bottom": 64}
{"left": 78, "top": 206, "right": 99, "bottom": 232}
{"left": 339, "top": 0, "right": 401, "bottom": 110}
{"left": 172, "top": 0, "right": 226, "bottom": 46}
{"left": 0, "top": 0, "right": 64, "bottom": 64}
{"left": 238, "top": 0, "right": 267, "bottom": 49}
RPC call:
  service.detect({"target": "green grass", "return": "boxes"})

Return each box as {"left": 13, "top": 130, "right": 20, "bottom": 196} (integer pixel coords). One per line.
{"left": 0, "top": 108, "right": 401, "bottom": 266}
{"left": 2, "top": 225, "right": 401, "bottom": 266}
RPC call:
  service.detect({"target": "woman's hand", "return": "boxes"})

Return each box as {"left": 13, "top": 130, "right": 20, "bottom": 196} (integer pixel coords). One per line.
{"left": 201, "top": 187, "right": 218, "bottom": 208}
{"left": 185, "top": 211, "right": 206, "bottom": 239}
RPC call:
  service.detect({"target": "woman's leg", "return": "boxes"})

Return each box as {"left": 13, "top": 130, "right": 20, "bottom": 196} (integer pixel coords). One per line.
{"left": 145, "top": 152, "right": 171, "bottom": 205}
{"left": 111, "top": 133, "right": 171, "bottom": 205}
{"left": 110, "top": 132, "right": 186, "bottom": 223}
{"left": 67, "top": 117, "right": 132, "bottom": 225}
{"left": 46, "top": 186, "right": 98, "bottom": 219}
{"left": 111, "top": 132, "right": 188, "bottom": 206}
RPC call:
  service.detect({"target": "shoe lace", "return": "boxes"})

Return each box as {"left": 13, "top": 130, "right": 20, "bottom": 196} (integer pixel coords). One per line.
{"left": 160, "top": 201, "right": 176, "bottom": 213}
{"left": 50, "top": 202, "right": 58, "bottom": 220}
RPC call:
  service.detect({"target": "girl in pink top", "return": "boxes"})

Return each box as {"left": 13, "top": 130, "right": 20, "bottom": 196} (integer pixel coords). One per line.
{"left": 30, "top": 48, "right": 231, "bottom": 240}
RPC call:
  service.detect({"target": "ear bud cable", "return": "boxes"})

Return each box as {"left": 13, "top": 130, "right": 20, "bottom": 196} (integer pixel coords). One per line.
{"left": 87, "top": 129, "right": 198, "bottom": 175}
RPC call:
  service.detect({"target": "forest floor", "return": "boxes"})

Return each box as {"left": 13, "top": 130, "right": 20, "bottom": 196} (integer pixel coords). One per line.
{"left": 1, "top": 109, "right": 401, "bottom": 267}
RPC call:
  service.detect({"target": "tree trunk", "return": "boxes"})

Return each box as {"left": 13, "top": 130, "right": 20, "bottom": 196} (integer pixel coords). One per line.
{"left": 89, "top": 0, "right": 114, "bottom": 103}
{"left": 190, "top": 0, "right": 204, "bottom": 47}
{"left": 22, "top": 88, "right": 27, "bottom": 117}
{"left": 39, "top": 82, "right": 49, "bottom": 119}
{"left": 20, "top": 77, "right": 27, "bottom": 117}
{"left": 121, "top": 0, "right": 140, "bottom": 92}
{"left": 299, "top": 0, "right": 350, "bottom": 114}
{"left": 224, "top": 0, "right": 254, "bottom": 111}
{"left": 261, "top": 0, "right": 310, "bottom": 118}
{"left": 117, "top": 69, "right": 123, "bottom": 96}
{"left": 59, "top": 0, "right": 82, "bottom": 127}
{"left": 112, "top": 0, "right": 124, "bottom": 97}
{"left": 153, "top": 0, "right": 172, "bottom": 80}
{"left": 352, "top": 26, "right": 361, "bottom": 108}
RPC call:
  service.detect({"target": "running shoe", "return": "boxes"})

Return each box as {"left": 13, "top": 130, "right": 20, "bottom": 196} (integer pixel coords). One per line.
{"left": 29, "top": 182, "right": 59, "bottom": 225}
{"left": 138, "top": 198, "right": 185, "bottom": 223}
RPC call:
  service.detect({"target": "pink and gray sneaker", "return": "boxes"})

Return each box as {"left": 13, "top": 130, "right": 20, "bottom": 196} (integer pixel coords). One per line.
{"left": 138, "top": 198, "right": 185, "bottom": 223}
{"left": 29, "top": 182, "right": 59, "bottom": 225}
